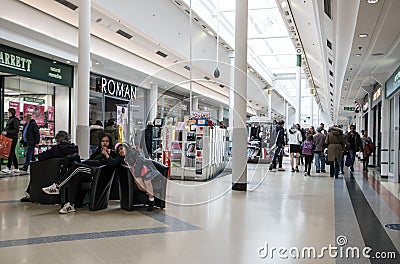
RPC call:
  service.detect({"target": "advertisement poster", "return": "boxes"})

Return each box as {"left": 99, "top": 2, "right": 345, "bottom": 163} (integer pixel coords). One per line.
{"left": 47, "top": 123, "right": 55, "bottom": 137}
{"left": 47, "top": 106, "right": 54, "bottom": 121}
{"left": 117, "top": 105, "right": 128, "bottom": 141}
{"left": 8, "top": 102, "right": 20, "bottom": 118}
{"left": 24, "top": 104, "right": 45, "bottom": 126}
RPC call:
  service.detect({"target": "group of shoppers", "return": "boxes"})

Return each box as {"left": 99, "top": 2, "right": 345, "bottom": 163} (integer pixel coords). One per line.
{"left": 269, "top": 121, "right": 374, "bottom": 178}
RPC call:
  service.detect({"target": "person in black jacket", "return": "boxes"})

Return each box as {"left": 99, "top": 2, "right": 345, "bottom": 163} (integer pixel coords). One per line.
{"left": 269, "top": 120, "right": 287, "bottom": 171}
{"left": 42, "top": 133, "right": 118, "bottom": 214}
{"left": 142, "top": 121, "right": 154, "bottom": 158}
{"left": 20, "top": 130, "right": 79, "bottom": 202}
{"left": 20, "top": 114, "right": 40, "bottom": 171}
{"left": 1, "top": 108, "right": 20, "bottom": 174}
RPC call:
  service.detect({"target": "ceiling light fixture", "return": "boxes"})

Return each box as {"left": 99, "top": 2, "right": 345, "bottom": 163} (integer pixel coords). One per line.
{"left": 366, "top": 0, "right": 379, "bottom": 3}
{"left": 281, "top": 1, "right": 288, "bottom": 9}
{"left": 358, "top": 34, "right": 368, "bottom": 38}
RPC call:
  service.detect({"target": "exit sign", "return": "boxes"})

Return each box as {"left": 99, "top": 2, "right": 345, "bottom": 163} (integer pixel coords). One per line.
{"left": 344, "top": 106, "right": 355, "bottom": 111}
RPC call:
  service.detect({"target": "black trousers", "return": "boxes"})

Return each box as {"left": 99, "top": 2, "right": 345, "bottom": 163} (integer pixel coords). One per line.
{"left": 7, "top": 138, "right": 18, "bottom": 169}
{"left": 304, "top": 155, "right": 313, "bottom": 174}
{"left": 58, "top": 162, "right": 93, "bottom": 205}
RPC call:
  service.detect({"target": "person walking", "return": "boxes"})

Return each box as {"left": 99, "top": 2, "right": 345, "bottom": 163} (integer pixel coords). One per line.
{"left": 325, "top": 125, "right": 345, "bottom": 178}
{"left": 361, "top": 130, "right": 374, "bottom": 172}
{"left": 1, "top": 108, "right": 20, "bottom": 174}
{"left": 287, "top": 124, "right": 303, "bottom": 172}
{"left": 313, "top": 126, "right": 326, "bottom": 173}
{"left": 20, "top": 114, "right": 39, "bottom": 172}
{"left": 301, "top": 134, "right": 315, "bottom": 176}
{"left": 346, "top": 125, "right": 362, "bottom": 172}
{"left": 269, "top": 120, "right": 286, "bottom": 171}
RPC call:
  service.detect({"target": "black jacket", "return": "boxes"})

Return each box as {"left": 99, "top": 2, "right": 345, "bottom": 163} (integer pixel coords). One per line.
{"left": 276, "top": 125, "right": 286, "bottom": 145}
{"left": 21, "top": 119, "right": 40, "bottom": 146}
{"left": 38, "top": 143, "right": 79, "bottom": 161}
{"left": 4, "top": 116, "right": 20, "bottom": 139}
{"left": 86, "top": 147, "right": 118, "bottom": 167}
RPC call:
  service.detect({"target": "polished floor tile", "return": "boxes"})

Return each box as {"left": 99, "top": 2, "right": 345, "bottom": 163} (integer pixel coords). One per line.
{"left": 0, "top": 159, "right": 398, "bottom": 263}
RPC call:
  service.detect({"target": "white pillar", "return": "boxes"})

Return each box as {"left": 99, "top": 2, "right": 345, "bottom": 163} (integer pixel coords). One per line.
{"left": 285, "top": 102, "right": 289, "bottom": 126}
{"left": 295, "top": 55, "right": 301, "bottom": 124}
{"left": 76, "top": 0, "right": 91, "bottom": 159}
{"left": 367, "top": 93, "right": 374, "bottom": 166}
{"left": 193, "top": 97, "right": 199, "bottom": 111}
{"left": 232, "top": 0, "right": 248, "bottom": 191}
{"left": 269, "top": 79, "right": 274, "bottom": 120}
{"left": 229, "top": 52, "right": 235, "bottom": 128}
{"left": 311, "top": 96, "right": 314, "bottom": 126}
{"left": 149, "top": 83, "right": 158, "bottom": 122}
{"left": 381, "top": 92, "right": 389, "bottom": 177}
{"left": 218, "top": 106, "right": 224, "bottom": 122}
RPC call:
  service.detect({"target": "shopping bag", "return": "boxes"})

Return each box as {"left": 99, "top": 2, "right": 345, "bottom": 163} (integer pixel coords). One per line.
{"left": 345, "top": 155, "right": 352, "bottom": 167}
{"left": 359, "top": 151, "right": 364, "bottom": 160}
{"left": 0, "top": 134, "right": 12, "bottom": 158}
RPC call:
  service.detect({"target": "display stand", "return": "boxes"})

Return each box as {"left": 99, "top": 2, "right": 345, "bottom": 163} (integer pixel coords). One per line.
{"left": 246, "top": 118, "right": 274, "bottom": 164}
{"left": 166, "top": 124, "right": 227, "bottom": 181}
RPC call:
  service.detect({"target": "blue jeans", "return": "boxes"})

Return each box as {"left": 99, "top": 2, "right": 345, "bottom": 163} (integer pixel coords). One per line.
{"left": 271, "top": 144, "right": 283, "bottom": 168}
{"left": 314, "top": 151, "right": 325, "bottom": 171}
{"left": 23, "top": 145, "right": 36, "bottom": 168}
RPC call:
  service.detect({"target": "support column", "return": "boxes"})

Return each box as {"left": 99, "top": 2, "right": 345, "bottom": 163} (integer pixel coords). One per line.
{"left": 232, "top": 0, "right": 248, "bottom": 191}
{"left": 381, "top": 94, "right": 389, "bottom": 177}
{"left": 295, "top": 55, "right": 301, "bottom": 124}
{"left": 311, "top": 96, "right": 314, "bottom": 126}
{"left": 193, "top": 97, "right": 199, "bottom": 111}
{"left": 149, "top": 83, "right": 158, "bottom": 122}
{"left": 268, "top": 79, "right": 274, "bottom": 120}
{"left": 76, "top": 0, "right": 91, "bottom": 159}
{"left": 367, "top": 93, "right": 374, "bottom": 166}
{"left": 285, "top": 101, "right": 289, "bottom": 126}
{"left": 229, "top": 52, "right": 235, "bottom": 128}
{"left": 218, "top": 106, "right": 224, "bottom": 122}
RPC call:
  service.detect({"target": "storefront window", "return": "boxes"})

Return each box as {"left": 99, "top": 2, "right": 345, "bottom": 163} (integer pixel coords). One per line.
{"left": 1, "top": 74, "right": 70, "bottom": 158}
{"left": 157, "top": 93, "right": 189, "bottom": 123}
{"left": 389, "top": 98, "right": 395, "bottom": 173}
{"left": 89, "top": 73, "right": 146, "bottom": 146}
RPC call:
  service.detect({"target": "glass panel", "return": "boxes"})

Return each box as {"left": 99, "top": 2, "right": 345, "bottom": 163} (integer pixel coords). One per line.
{"left": 389, "top": 98, "right": 395, "bottom": 173}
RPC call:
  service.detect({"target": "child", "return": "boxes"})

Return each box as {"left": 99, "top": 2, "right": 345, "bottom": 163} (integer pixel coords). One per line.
{"left": 301, "top": 134, "right": 315, "bottom": 176}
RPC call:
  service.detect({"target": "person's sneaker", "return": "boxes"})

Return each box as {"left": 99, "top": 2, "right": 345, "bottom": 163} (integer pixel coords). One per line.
{"left": 350, "top": 167, "right": 354, "bottom": 172}
{"left": 147, "top": 200, "right": 154, "bottom": 211}
{"left": 291, "top": 168, "right": 295, "bottom": 172}
{"left": 316, "top": 170, "right": 320, "bottom": 173}
{"left": 20, "top": 193, "right": 31, "bottom": 202}
{"left": 42, "top": 183, "right": 59, "bottom": 195}
{"left": 307, "top": 173, "right": 311, "bottom": 176}
{"left": 11, "top": 169, "right": 20, "bottom": 174}
{"left": 269, "top": 165, "right": 275, "bottom": 171}
{"left": 19, "top": 167, "right": 28, "bottom": 172}
{"left": 59, "top": 202, "right": 76, "bottom": 214}
{"left": 321, "top": 170, "right": 326, "bottom": 173}
{"left": 339, "top": 171, "right": 344, "bottom": 175}
{"left": 1, "top": 168, "right": 11, "bottom": 174}
{"left": 304, "top": 172, "right": 308, "bottom": 176}
{"left": 295, "top": 167, "right": 300, "bottom": 172}
{"left": 278, "top": 168, "right": 285, "bottom": 171}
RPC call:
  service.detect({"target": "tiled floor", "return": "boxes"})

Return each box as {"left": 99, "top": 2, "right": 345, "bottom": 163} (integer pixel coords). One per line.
{"left": 0, "top": 158, "right": 399, "bottom": 263}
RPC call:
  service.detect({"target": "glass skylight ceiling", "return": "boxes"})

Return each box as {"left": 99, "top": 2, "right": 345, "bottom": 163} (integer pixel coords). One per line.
{"left": 183, "top": 0, "right": 304, "bottom": 99}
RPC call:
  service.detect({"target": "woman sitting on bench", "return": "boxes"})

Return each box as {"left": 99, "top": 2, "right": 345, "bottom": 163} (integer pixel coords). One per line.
{"left": 121, "top": 143, "right": 161, "bottom": 211}
{"left": 42, "top": 133, "right": 118, "bottom": 214}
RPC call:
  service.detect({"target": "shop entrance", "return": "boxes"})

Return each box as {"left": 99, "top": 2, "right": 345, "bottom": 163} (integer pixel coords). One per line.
{"left": 1, "top": 72, "right": 70, "bottom": 165}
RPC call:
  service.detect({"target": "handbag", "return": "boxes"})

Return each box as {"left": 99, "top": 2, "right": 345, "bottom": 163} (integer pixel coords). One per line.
{"left": 0, "top": 134, "right": 13, "bottom": 158}
{"left": 345, "top": 155, "right": 352, "bottom": 167}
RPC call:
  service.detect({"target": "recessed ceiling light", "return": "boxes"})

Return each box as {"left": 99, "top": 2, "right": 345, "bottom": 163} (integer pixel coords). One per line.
{"left": 355, "top": 54, "right": 362, "bottom": 56}
{"left": 366, "top": 0, "right": 379, "bottom": 3}
{"left": 207, "top": 30, "right": 214, "bottom": 36}
{"left": 66, "top": 60, "right": 71, "bottom": 64}
{"left": 95, "top": 62, "right": 100, "bottom": 65}
{"left": 281, "top": 1, "right": 288, "bottom": 9}
{"left": 358, "top": 34, "right": 368, "bottom": 38}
